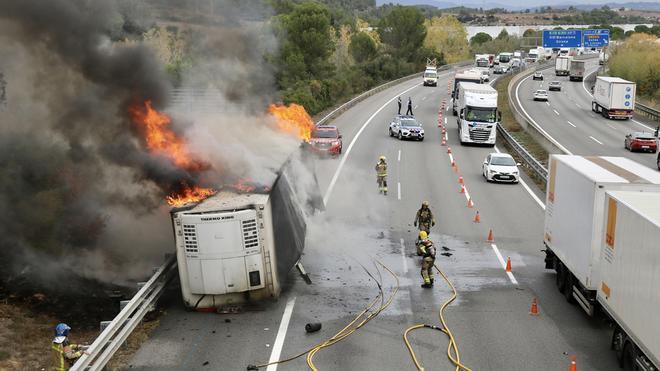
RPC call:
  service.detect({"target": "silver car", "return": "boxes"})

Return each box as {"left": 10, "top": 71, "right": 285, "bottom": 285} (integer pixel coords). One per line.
{"left": 533, "top": 89, "right": 549, "bottom": 101}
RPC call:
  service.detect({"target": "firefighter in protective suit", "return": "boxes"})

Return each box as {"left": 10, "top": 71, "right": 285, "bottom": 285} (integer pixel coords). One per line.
{"left": 414, "top": 201, "right": 435, "bottom": 233}
{"left": 419, "top": 239, "right": 436, "bottom": 288}
{"left": 416, "top": 230, "right": 429, "bottom": 256}
{"left": 52, "top": 323, "right": 87, "bottom": 371}
{"left": 375, "top": 156, "right": 388, "bottom": 195}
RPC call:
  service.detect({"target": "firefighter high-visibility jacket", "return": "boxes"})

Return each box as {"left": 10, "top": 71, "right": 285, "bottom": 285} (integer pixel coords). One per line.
{"left": 52, "top": 341, "right": 82, "bottom": 371}
{"left": 375, "top": 162, "right": 387, "bottom": 177}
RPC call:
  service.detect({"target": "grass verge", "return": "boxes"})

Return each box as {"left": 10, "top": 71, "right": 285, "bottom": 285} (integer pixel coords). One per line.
{"left": 495, "top": 73, "right": 550, "bottom": 191}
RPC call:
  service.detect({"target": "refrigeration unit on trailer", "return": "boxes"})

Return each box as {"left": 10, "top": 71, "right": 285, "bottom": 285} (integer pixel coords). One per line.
{"left": 455, "top": 82, "right": 499, "bottom": 146}
{"left": 592, "top": 76, "right": 636, "bottom": 120}
{"left": 451, "top": 70, "right": 482, "bottom": 115}
{"left": 543, "top": 155, "right": 660, "bottom": 316}
{"left": 598, "top": 191, "right": 660, "bottom": 371}
{"left": 474, "top": 54, "right": 490, "bottom": 68}
{"left": 171, "top": 160, "right": 321, "bottom": 310}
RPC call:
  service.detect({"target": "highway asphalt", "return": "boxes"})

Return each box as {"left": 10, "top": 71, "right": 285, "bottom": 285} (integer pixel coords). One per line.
{"left": 516, "top": 58, "right": 659, "bottom": 170}
{"left": 129, "top": 66, "right": 621, "bottom": 370}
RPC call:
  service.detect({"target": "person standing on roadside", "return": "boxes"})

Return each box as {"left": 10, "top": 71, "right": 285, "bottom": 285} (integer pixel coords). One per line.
{"left": 397, "top": 96, "right": 402, "bottom": 115}
{"left": 406, "top": 97, "right": 413, "bottom": 115}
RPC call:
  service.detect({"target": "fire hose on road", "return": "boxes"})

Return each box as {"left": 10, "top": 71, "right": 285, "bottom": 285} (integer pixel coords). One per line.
{"left": 403, "top": 263, "right": 472, "bottom": 371}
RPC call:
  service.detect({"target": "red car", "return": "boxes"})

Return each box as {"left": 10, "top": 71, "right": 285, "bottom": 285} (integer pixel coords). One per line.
{"left": 625, "top": 132, "right": 657, "bottom": 153}
{"left": 307, "top": 125, "right": 342, "bottom": 156}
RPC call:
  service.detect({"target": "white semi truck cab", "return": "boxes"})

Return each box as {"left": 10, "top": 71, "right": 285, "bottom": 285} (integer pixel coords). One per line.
{"left": 451, "top": 70, "right": 482, "bottom": 115}
{"left": 498, "top": 52, "right": 513, "bottom": 70}
{"left": 455, "top": 82, "right": 499, "bottom": 146}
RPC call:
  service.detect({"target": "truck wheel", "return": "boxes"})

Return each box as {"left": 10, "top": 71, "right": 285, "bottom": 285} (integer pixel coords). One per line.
{"left": 389, "top": 128, "right": 393, "bottom": 137}
{"left": 612, "top": 327, "right": 625, "bottom": 365}
{"left": 622, "top": 342, "right": 635, "bottom": 371}
{"left": 564, "top": 273, "right": 576, "bottom": 304}
{"left": 556, "top": 261, "right": 566, "bottom": 292}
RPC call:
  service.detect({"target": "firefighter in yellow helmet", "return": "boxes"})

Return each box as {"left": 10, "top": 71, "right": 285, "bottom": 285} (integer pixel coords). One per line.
{"left": 375, "top": 156, "right": 388, "bottom": 195}
{"left": 414, "top": 201, "right": 435, "bottom": 234}
{"left": 52, "top": 323, "right": 88, "bottom": 371}
{"left": 416, "top": 230, "right": 429, "bottom": 256}
{"left": 419, "top": 239, "right": 436, "bottom": 288}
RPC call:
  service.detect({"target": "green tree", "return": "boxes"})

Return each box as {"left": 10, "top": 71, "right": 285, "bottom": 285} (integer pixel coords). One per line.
{"left": 378, "top": 6, "right": 427, "bottom": 61}
{"left": 651, "top": 25, "right": 660, "bottom": 37}
{"left": 279, "top": 3, "right": 335, "bottom": 70}
{"left": 496, "top": 28, "right": 509, "bottom": 40}
{"left": 634, "top": 25, "right": 651, "bottom": 34}
{"left": 470, "top": 32, "right": 492, "bottom": 46}
{"left": 424, "top": 15, "right": 470, "bottom": 63}
{"left": 522, "top": 28, "right": 537, "bottom": 37}
{"left": 349, "top": 32, "right": 378, "bottom": 63}
{"left": 610, "top": 26, "right": 625, "bottom": 40}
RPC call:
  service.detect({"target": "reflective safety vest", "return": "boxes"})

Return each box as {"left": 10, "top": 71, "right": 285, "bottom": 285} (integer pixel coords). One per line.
{"left": 375, "top": 162, "right": 387, "bottom": 177}
{"left": 420, "top": 242, "right": 436, "bottom": 259}
{"left": 52, "top": 342, "right": 82, "bottom": 371}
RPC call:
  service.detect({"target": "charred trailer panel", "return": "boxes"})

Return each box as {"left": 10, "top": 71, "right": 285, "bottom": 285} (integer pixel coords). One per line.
{"left": 171, "top": 157, "right": 320, "bottom": 310}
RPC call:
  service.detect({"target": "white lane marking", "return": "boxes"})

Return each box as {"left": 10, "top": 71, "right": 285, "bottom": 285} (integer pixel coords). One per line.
{"left": 446, "top": 105, "right": 450, "bottom": 112}
{"left": 607, "top": 124, "right": 615, "bottom": 130}
{"left": 323, "top": 83, "right": 419, "bottom": 205}
{"left": 545, "top": 102, "right": 550, "bottom": 106}
{"left": 398, "top": 149, "right": 401, "bottom": 162}
{"left": 516, "top": 73, "right": 573, "bottom": 155}
{"left": 633, "top": 119, "right": 653, "bottom": 131}
{"left": 589, "top": 136, "right": 604, "bottom": 145}
{"left": 491, "top": 244, "right": 518, "bottom": 285}
{"left": 422, "top": 96, "right": 427, "bottom": 101}
{"left": 567, "top": 121, "right": 576, "bottom": 128}
{"left": 575, "top": 103, "right": 581, "bottom": 108}
{"left": 582, "top": 68, "right": 597, "bottom": 97}
{"left": 266, "top": 296, "right": 297, "bottom": 371}
{"left": 553, "top": 109, "right": 560, "bottom": 116}
{"left": 414, "top": 105, "right": 418, "bottom": 109}
{"left": 444, "top": 117, "right": 447, "bottom": 125}
{"left": 397, "top": 182, "right": 401, "bottom": 200}
{"left": 494, "top": 145, "right": 545, "bottom": 210}
{"left": 399, "top": 238, "right": 409, "bottom": 274}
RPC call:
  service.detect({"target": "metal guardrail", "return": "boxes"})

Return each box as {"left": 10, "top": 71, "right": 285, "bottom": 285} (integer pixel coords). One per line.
{"left": 71, "top": 255, "right": 177, "bottom": 371}
{"left": 316, "top": 60, "right": 472, "bottom": 126}
{"left": 636, "top": 103, "right": 660, "bottom": 122}
{"left": 496, "top": 124, "right": 548, "bottom": 184}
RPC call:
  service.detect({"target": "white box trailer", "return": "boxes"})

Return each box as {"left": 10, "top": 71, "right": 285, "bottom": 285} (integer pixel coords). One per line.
{"left": 555, "top": 56, "right": 571, "bottom": 76}
{"left": 543, "top": 155, "right": 660, "bottom": 315}
{"left": 592, "top": 76, "right": 636, "bottom": 120}
{"left": 171, "top": 158, "right": 320, "bottom": 310}
{"left": 598, "top": 191, "right": 660, "bottom": 370}
{"left": 568, "top": 60, "right": 585, "bottom": 82}
{"left": 455, "top": 82, "right": 499, "bottom": 146}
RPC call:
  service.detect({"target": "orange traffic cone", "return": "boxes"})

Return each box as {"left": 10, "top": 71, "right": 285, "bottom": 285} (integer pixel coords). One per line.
{"left": 441, "top": 138, "right": 447, "bottom": 146}
{"left": 487, "top": 229, "right": 494, "bottom": 242}
{"left": 447, "top": 147, "right": 452, "bottom": 154}
{"left": 530, "top": 298, "right": 539, "bottom": 316}
{"left": 453, "top": 164, "right": 459, "bottom": 173}
{"left": 467, "top": 198, "right": 474, "bottom": 208}
{"left": 473, "top": 211, "right": 481, "bottom": 223}
{"left": 458, "top": 176, "right": 464, "bottom": 185}
{"left": 505, "top": 257, "right": 512, "bottom": 272}
{"left": 442, "top": 127, "right": 447, "bottom": 134}
{"left": 569, "top": 356, "right": 577, "bottom": 371}
{"left": 459, "top": 184, "right": 466, "bottom": 194}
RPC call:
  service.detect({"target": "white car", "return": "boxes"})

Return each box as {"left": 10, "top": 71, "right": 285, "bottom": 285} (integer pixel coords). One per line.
{"left": 533, "top": 89, "right": 548, "bottom": 101}
{"left": 482, "top": 153, "right": 520, "bottom": 183}
{"left": 389, "top": 115, "right": 425, "bottom": 141}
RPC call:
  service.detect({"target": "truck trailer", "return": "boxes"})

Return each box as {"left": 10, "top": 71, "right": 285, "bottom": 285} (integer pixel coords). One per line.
{"left": 543, "top": 155, "right": 660, "bottom": 316}
{"left": 569, "top": 60, "right": 585, "bottom": 82}
{"left": 455, "top": 82, "right": 499, "bottom": 146}
{"left": 171, "top": 158, "right": 321, "bottom": 309}
{"left": 599, "top": 191, "right": 660, "bottom": 371}
{"left": 451, "top": 70, "right": 482, "bottom": 115}
{"left": 592, "top": 76, "right": 636, "bottom": 120}
{"left": 555, "top": 55, "right": 571, "bottom": 76}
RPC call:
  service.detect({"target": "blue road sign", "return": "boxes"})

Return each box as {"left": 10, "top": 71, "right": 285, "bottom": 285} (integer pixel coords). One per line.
{"left": 542, "top": 30, "right": 582, "bottom": 48}
{"left": 583, "top": 29, "right": 610, "bottom": 48}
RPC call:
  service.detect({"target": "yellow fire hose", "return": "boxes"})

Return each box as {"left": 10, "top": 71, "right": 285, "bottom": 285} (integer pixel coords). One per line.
{"left": 248, "top": 260, "right": 399, "bottom": 370}
{"left": 403, "top": 264, "right": 472, "bottom": 371}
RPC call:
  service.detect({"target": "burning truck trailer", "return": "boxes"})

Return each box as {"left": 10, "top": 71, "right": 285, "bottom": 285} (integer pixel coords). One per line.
{"left": 170, "top": 158, "right": 322, "bottom": 310}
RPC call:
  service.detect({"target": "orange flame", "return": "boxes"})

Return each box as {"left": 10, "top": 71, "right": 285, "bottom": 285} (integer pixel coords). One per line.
{"left": 268, "top": 103, "right": 315, "bottom": 141}
{"left": 129, "top": 100, "right": 209, "bottom": 172}
{"left": 166, "top": 185, "right": 217, "bottom": 207}
{"left": 129, "top": 100, "right": 215, "bottom": 206}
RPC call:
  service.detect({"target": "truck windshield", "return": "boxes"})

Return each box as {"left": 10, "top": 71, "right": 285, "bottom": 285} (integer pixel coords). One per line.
{"left": 499, "top": 55, "right": 511, "bottom": 63}
{"left": 424, "top": 72, "right": 437, "bottom": 78}
{"left": 476, "top": 60, "right": 488, "bottom": 67}
{"left": 466, "top": 106, "right": 497, "bottom": 123}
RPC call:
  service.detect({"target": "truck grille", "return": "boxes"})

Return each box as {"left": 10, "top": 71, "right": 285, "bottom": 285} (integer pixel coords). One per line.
{"left": 469, "top": 129, "right": 491, "bottom": 142}
{"left": 242, "top": 219, "right": 259, "bottom": 249}
{"left": 183, "top": 224, "right": 198, "bottom": 253}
